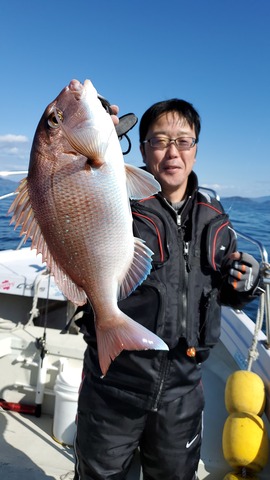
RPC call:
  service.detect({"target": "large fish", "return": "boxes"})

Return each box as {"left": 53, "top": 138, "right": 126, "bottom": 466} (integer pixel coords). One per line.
{"left": 9, "top": 79, "right": 168, "bottom": 375}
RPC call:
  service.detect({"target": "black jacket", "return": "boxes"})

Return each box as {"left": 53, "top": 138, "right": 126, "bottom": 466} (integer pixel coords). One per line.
{"left": 82, "top": 172, "right": 258, "bottom": 410}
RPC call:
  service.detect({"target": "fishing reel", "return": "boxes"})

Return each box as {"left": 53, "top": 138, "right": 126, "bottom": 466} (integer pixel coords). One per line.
{"left": 98, "top": 95, "right": 138, "bottom": 155}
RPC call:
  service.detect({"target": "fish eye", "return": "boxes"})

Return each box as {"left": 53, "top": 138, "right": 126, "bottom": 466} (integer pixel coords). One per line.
{"left": 48, "top": 109, "right": 64, "bottom": 128}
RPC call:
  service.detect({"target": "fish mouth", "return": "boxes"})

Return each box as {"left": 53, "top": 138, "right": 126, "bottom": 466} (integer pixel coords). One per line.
{"left": 69, "top": 78, "right": 84, "bottom": 93}
{"left": 68, "top": 79, "right": 93, "bottom": 100}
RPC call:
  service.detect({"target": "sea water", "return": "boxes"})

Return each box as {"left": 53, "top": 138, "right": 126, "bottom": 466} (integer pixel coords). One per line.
{"left": 0, "top": 188, "right": 269, "bottom": 323}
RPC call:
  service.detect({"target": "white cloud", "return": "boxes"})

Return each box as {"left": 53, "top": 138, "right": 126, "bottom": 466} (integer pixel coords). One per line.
{"left": 201, "top": 183, "right": 228, "bottom": 191}
{"left": 0, "top": 133, "right": 31, "bottom": 172}
{"left": 0, "top": 134, "right": 28, "bottom": 144}
{"left": 200, "top": 183, "right": 236, "bottom": 194}
{"left": 8, "top": 147, "right": 20, "bottom": 154}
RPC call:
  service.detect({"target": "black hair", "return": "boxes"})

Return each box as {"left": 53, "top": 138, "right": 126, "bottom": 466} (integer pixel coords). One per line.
{"left": 139, "top": 98, "right": 201, "bottom": 144}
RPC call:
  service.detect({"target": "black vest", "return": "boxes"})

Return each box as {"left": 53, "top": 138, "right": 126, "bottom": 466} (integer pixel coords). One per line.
{"left": 119, "top": 189, "right": 235, "bottom": 350}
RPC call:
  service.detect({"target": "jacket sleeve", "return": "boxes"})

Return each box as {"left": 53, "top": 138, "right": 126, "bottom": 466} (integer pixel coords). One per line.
{"left": 218, "top": 230, "right": 264, "bottom": 309}
{"left": 204, "top": 204, "right": 264, "bottom": 309}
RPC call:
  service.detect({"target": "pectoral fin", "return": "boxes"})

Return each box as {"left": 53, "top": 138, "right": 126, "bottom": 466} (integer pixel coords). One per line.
{"left": 125, "top": 163, "right": 160, "bottom": 199}
{"left": 118, "top": 237, "right": 153, "bottom": 300}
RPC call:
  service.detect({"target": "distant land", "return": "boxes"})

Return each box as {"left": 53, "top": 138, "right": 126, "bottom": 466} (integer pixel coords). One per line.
{"left": 0, "top": 177, "right": 19, "bottom": 194}
{"left": 221, "top": 195, "right": 270, "bottom": 204}
{"left": 0, "top": 176, "right": 269, "bottom": 204}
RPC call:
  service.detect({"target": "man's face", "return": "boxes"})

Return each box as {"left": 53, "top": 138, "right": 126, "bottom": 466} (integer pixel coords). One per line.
{"left": 140, "top": 111, "right": 197, "bottom": 202}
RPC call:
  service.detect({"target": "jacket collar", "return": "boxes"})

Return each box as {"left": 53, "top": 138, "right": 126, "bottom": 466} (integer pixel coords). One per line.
{"left": 157, "top": 171, "right": 198, "bottom": 217}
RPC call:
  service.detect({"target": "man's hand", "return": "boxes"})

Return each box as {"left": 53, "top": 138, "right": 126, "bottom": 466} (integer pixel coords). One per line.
{"left": 228, "top": 252, "right": 260, "bottom": 292}
{"left": 109, "top": 105, "right": 120, "bottom": 126}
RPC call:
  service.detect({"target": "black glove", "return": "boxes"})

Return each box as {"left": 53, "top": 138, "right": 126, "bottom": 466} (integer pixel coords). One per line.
{"left": 228, "top": 252, "right": 260, "bottom": 292}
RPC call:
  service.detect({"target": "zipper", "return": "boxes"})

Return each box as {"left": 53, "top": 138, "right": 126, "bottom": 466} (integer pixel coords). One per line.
{"left": 183, "top": 241, "right": 189, "bottom": 261}
{"left": 151, "top": 239, "right": 187, "bottom": 410}
{"left": 159, "top": 197, "right": 191, "bottom": 339}
{"left": 161, "top": 197, "right": 182, "bottom": 228}
{"left": 151, "top": 352, "right": 169, "bottom": 411}
{"left": 178, "top": 231, "right": 189, "bottom": 337}
{"left": 175, "top": 194, "right": 192, "bottom": 229}
{"left": 133, "top": 196, "right": 191, "bottom": 409}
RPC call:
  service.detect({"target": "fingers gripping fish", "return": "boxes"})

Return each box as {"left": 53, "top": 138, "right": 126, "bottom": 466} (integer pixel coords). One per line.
{"left": 9, "top": 79, "right": 169, "bottom": 375}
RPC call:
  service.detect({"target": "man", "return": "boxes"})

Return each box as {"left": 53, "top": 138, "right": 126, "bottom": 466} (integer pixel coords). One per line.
{"left": 74, "top": 98, "right": 262, "bottom": 480}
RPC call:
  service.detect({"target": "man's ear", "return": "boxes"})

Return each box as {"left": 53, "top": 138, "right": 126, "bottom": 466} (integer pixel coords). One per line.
{"left": 140, "top": 144, "right": 146, "bottom": 164}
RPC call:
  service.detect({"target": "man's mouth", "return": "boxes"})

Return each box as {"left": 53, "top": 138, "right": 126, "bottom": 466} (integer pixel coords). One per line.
{"left": 163, "top": 165, "right": 181, "bottom": 172}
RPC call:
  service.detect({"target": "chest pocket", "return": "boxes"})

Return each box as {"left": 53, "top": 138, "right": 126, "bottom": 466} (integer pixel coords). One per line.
{"left": 132, "top": 208, "right": 170, "bottom": 268}
{"left": 205, "top": 214, "right": 236, "bottom": 271}
{"left": 192, "top": 197, "right": 235, "bottom": 272}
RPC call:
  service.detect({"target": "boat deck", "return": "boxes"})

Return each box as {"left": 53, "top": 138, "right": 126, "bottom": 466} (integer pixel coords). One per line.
{"left": 1, "top": 340, "right": 270, "bottom": 480}
{"left": 1, "top": 412, "right": 74, "bottom": 480}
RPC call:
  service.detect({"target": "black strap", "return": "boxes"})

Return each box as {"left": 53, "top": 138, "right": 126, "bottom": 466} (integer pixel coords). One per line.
{"left": 115, "top": 113, "right": 138, "bottom": 138}
{"left": 98, "top": 95, "right": 138, "bottom": 154}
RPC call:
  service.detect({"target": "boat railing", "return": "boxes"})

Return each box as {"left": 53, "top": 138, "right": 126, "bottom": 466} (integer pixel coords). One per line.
{"left": 234, "top": 229, "right": 270, "bottom": 348}
{"left": 0, "top": 171, "right": 28, "bottom": 249}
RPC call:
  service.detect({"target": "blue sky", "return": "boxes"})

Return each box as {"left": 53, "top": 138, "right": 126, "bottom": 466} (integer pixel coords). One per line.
{"left": 1, "top": 0, "right": 269, "bottom": 197}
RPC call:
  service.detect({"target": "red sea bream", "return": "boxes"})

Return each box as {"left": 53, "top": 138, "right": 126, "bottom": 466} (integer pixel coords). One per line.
{"left": 9, "top": 79, "right": 168, "bottom": 374}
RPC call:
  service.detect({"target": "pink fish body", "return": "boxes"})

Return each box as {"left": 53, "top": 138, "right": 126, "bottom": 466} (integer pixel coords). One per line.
{"left": 9, "top": 79, "right": 168, "bottom": 374}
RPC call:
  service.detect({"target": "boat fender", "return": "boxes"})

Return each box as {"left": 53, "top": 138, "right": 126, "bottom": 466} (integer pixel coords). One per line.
{"left": 225, "top": 370, "right": 266, "bottom": 415}
{"left": 222, "top": 412, "right": 269, "bottom": 473}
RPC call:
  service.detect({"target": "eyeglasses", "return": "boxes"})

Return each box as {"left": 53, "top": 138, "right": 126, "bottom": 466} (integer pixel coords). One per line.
{"left": 142, "top": 136, "right": 197, "bottom": 151}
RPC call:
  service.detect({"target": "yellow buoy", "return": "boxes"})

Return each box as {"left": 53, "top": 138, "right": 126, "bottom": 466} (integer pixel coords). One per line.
{"left": 225, "top": 371, "right": 266, "bottom": 415}
{"left": 223, "top": 472, "right": 259, "bottom": 479}
{"left": 222, "top": 412, "right": 269, "bottom": 472}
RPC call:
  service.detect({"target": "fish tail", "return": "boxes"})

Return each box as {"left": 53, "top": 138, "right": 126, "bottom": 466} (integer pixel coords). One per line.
{"left": 96, "top": 312, "right": 168, "bottom": 376}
